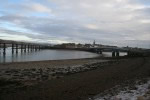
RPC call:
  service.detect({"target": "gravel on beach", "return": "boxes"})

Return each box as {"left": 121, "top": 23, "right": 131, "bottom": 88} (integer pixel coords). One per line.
{"left": 0, "top": 57, "right": 150, "bottom": 100}
{"left": 0, "top": 59, "right": 112, "bottom": 82}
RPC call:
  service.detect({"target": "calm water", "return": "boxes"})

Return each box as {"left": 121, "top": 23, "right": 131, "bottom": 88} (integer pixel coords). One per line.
{"left": 0, "top": 47, "right": 127, "bottom": 63}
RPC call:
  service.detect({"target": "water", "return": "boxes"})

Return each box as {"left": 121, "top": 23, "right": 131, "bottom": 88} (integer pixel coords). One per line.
{"left": 0, "top": 48, "right": 127, "bottom": 63}
{"left": 0, "top": 47, "right": 99, "bottom": 63}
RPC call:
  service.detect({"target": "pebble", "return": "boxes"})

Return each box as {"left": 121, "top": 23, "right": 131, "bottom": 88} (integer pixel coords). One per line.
{"left": 0, "top": 60, "right": 116, "bottom": 82}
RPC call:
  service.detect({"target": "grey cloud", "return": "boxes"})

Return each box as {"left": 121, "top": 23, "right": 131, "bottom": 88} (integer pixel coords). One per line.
{"left": 0, "top": 0, "right": 150, "bottom": 48}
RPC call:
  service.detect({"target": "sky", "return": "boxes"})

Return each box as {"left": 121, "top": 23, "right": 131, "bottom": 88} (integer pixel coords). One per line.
{"left": 0, "top": 0, "right": 150, "bottom": 48}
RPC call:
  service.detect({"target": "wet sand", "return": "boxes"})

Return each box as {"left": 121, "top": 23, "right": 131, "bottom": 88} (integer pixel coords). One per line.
{"left": 0, "top": 57, "right": 150, "bottom": 100}
{"left": 0, "top": 58, "right": 109, "bottom": 69}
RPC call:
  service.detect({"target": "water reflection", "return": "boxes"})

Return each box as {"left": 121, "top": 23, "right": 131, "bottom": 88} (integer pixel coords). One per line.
{"left": 3, "top": 54, "right": 6, "bottom": 63}
{"left": 0, "top": 51, "right": 6, "bottom": 63}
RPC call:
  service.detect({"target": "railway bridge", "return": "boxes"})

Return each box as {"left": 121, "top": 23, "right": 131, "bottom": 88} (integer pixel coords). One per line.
{"left": 0, "top": 40, "right": 46, "bottom": 56}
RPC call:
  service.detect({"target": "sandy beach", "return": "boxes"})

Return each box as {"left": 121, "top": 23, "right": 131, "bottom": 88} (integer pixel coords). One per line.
{"left": 0, "top": 58, "right": 111, "bottom": 82}
{"left": 0, "top": 57, "right": 150, "bottom": 100}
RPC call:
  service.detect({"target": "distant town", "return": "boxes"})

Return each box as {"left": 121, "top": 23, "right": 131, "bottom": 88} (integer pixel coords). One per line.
{"left": 50, "top": 41, "right": 147, "bottom": 51}
{"left": 52, "top": 40, "right": 116, "bottom": 49}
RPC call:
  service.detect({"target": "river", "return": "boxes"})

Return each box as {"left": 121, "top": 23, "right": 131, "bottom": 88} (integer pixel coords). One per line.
{"left": 0, "top": 48, "right": 127, "bottom": 63}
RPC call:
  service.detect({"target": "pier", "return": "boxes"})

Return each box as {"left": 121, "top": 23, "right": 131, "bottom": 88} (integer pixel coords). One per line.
{"left": 0, "top": 40, "right": 44, "bottom": 56}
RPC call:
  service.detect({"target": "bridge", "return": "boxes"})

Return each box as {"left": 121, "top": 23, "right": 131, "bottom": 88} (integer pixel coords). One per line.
{"left": 0, "top": 40, "right": 46, "bottom": 55}
{"left": 1, "top": 39, "right": 149, "bottom": 57}
{"left": 88, "top": 47, "right": 150, "bottom": 57}
{"left": 77, "top": 47, "right": 126, "bottom": 57}
{"left": 49, "top": 46, "right": 149, "bottom": 57}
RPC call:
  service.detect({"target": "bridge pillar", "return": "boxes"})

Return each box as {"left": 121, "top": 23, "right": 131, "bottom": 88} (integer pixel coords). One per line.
{"left": 33, "top": 45, "right": 35, "bottom": 51}
{"left": 127, "top": 51, "right": 130, "bottom": 56}
{"left": 112, "top": 51, "right": 115, "bottom": 57}
{"left": 35, "top": 46, "right": 37, "bottom": 51}
{"left": 99, "top": 50, "right": 102, "bottom": 54}
{"left": 31, "top": 45, "right": 33, "bottom": 52}
{"left": 12, "top": 44, "right": 14, "bottom": 54}
{"left": 28, "top": 45, "right": 30, "bottom": 52}
{"left": 34, "top": 45, "right": 35, "bottom": 51}
{"left": 24, "top": 45, "right": 26, "bottom": 52}
{"left": 21, "top": 44, "right": 23, "bottom": 53}
{"left": 16, "top": 44, "right": 18, "bottom": 54}
{"left": 32, "top": 45, "right": 34, "bottom": 51}
{"left": 3, "top": 43, "right": 6, "bottom": 55}
{"left": 95, "top": 49, "right": 98, "bottom": 54}
{"left": 116, "top": 51, "right": 119, "bottom": 57}
{"left": 29, "top": 45, "right": 31, "bottom": 51}
{"left": 127, "top": 51, "right": 134, "bottom": 57}
{"left": 96, "top": 49, "right": 98, "bottom": 54}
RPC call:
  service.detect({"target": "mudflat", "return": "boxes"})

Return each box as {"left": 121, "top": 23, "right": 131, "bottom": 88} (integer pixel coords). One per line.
{"left": 0, "top": 57, "right": 150, "bottom": 100}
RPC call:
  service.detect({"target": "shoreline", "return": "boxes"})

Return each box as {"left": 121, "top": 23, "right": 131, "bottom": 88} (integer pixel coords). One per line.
{"left": 0, "top": 55, "right": 128, "bottom": 65}
{"left": 0, "top": 57, "right": 116, "bottom": 85}
{"left": 0, "top": 56, "right": 111, "bottom": 69}
{"left": 0, "top": 56, "right": 102, "bottom": 65}
{"left": 1, "top": 56, "right": 147, "bottom": 100}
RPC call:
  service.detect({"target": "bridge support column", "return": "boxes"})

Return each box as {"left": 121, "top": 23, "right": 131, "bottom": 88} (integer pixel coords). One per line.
{"left": 32, "top": 45, "right": 34, "bottom": 51}
{"left": 29, "top": 45, "right": 31, "bottom": 52}
{"left": 24, "top": 45, "right": 26, "bottom": 52}
{"left": 16, "top": 44, "right": 18, "bottom": 54}
{"left": 28, "top": 45, "right": 30, "bottom": 52}
{"left": 3, "top": 43, "right": 6, "bottom": 55}
{"left": 33, "top": 45, "right": 35, "bottom": 51}
{"left": 12, "top": 44, "right": 14, "bottom": 54}
{"left": 35, "top": 46, "right": 37, "bottom": 51}
{"left": 21, "top": 44, "right": 23, "bottom": 53}
{"left": 116, "top": 51, "right": 119, "bottom": 57}
{"left": 99, "top": 50, "right": 102, "bottom": 54}
{"left": 112, "top": 51, "right": 115, "bottom": 57}
{"left": 127, "top": 51, "right": 130, "bottom": 56}
{"left": 127, "top": 51, "right": 134, "bottom": 57}
{"left": 31, "top": 45, "right": 33, "bottom": 52}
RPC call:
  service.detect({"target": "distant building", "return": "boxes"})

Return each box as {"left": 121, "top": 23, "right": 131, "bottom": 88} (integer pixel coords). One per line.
{"left": 61, "top": 43, "right": 76, "bottom": 48}
{"left": 92, "top": 40, "right": 101, "bottom": 48}
{"left": 84, "top": 44, "right": 92, "bottom": 48}
{"left": 93, "top": 40, "right": 95, "bottom": 46}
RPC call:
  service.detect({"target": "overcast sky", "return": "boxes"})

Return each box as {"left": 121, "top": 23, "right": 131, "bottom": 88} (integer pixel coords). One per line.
{"left": 0, "top": 0, "right": 150, "bottom": 48}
